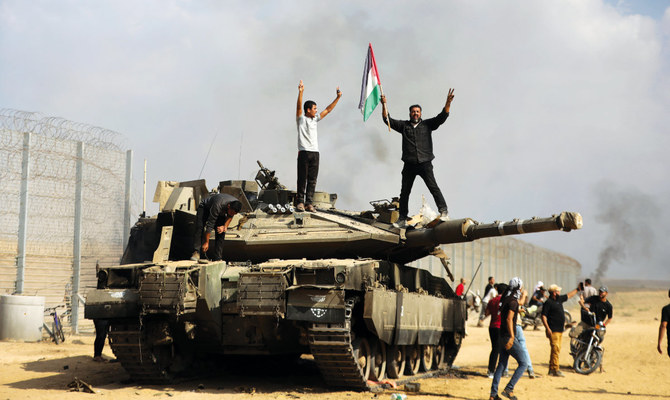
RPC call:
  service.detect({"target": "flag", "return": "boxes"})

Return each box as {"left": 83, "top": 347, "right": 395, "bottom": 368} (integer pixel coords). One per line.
{"left": 358, "top": 43, "right": 382, "bottom": 121}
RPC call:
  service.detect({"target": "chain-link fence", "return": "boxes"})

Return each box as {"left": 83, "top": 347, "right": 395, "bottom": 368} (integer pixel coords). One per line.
{"left": 0, "top": 109, "right": 131, "bottom": 334}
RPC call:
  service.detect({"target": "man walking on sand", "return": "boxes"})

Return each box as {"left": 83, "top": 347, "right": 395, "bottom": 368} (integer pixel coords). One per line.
{"left": 490, "top": 277, "right": 528, "bottom": 400}
{"left": 295, "top": 80, "right": 342, "bottom": 212}
{"left": 658, "top": 289, "right": 670, "bottom": 358}
{"left": 541, "top": 283, "right": 579, "bottom": 376}
{"left": 380, "top": 89, "right": 455, "bottom": 228}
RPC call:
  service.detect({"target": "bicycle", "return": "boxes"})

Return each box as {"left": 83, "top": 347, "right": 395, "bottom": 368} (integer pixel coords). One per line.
{"left": 43, "top": 305, "right": 66, "bottom": 344}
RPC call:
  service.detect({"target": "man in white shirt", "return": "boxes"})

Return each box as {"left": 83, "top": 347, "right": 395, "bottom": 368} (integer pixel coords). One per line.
{"left": 295, "top": 80, "right": 342, "bottom": 212}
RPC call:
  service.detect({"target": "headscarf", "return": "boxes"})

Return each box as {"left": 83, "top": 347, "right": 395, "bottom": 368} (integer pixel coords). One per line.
{"left": 504, "top": 277, "right": 523, "bottom": 300}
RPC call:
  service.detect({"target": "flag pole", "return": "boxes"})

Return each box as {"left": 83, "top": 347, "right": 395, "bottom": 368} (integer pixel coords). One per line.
{"left": 379, "top": 84, "right": 391, "bottom": 132}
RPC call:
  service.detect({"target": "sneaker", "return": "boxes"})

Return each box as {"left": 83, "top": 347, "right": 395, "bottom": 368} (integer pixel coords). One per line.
{"left": 296, "top": 203, "right": 305, "bottom": 212}
{"left": 305, "top": 204, "right": 316, "bottom": 212}
{"left": 502, "top": 370, "right": 509, "bottom": 378}
{"left": 190, "top": 251, "right": 200, "bottom": 261}
{"left": 548, "top": 370, "right": 565, "bottom": 377}
{"left": 439, "top": 210, "right": 450, "bottom": 221}
{"left": 92, "top": 356, "right": 105, "bottom": 362}
{"left": 501, "top": 389, "right": 517, "bottom": 400}
{"left": 527, "top": 371, "right": 540, "bottom": 379}
{"left": 487, "top": 371, "right": 494, "bottom": 379}
{"left": 393, "top": 218, "right": 408, "bottom": 229}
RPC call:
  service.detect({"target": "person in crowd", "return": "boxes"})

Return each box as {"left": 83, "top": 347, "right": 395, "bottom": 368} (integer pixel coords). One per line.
{"left": 528, "top": 282, "right": 546, "bottom": 308}
{"left": 517, "top": 289, "right": 540, "bottom": 379}
{"left": 485, "top": 283, "right": 506, "bottom": 378}
{"left": 573, "top": 285, "right": 613, "bottom": 372}
{"left": 456, "top": 278, "right": 466, "bottom": 297}
{"left": 658, "top": 289, "right": 670, "bottom": 358}
{"left": 489, "top": 277, "right": 527, "bottom": 400}
{"left": 541, "top": 283, "right": 579, "bottom": 376}
{"left": 479, "top": 276, "right": 496, "bottom": 327}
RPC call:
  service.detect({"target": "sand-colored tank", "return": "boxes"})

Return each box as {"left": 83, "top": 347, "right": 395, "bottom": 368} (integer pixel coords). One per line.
{"left": 86, "top": 161, "right": 582, "bottom": 389}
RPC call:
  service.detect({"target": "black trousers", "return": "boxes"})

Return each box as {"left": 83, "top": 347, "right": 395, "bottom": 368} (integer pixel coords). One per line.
{"left": 296, "top": 151, "right": 319, "bottom": 205}
{"left": 488, "top": 327, "right": 501, "bottom": 373}
{"left": 193, "top": 206, "right": 226, "bottom": 261}
{"left": 399, "top": 161, "right": 447, "bottom": 218}
{"left": 94, "top": 319, "right": 109, "bottom": 357}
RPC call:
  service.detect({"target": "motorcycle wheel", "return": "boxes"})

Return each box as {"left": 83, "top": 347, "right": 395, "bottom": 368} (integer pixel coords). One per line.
{"left": 573, "top": 348, "right": 602, "bottom": 374}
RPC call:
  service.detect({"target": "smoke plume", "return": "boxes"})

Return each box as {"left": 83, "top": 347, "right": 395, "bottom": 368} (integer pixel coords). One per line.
{"left": 592, "top": 181, "right": 661, "bottom": 284}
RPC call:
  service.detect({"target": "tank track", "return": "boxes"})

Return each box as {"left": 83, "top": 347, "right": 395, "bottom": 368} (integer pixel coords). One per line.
{"left": 108, "top": 322, "right": 172, "bottom": 383}
{"left": 308, "top": 322, "right": 370, "bottom": 390}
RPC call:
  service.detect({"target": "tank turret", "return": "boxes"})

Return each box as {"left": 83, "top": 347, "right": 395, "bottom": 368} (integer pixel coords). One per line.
{"left": 87, "top": 161, "right": 582, "bottom": 390}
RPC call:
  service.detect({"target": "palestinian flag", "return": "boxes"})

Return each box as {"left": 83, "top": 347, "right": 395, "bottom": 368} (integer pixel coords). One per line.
{"left": 358, "top": 43, "right": 382, "bottom": 121}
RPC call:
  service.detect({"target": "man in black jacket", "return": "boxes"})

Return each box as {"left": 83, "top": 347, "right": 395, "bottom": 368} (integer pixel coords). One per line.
{"left": 192, "top": 193, "right": 242, "bottom": 261}
{"left": 381, "top": 89, "right": 455, "bottom": 228}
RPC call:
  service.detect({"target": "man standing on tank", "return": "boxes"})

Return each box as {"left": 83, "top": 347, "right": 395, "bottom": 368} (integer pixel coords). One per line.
{"left": 295, "top": 80, "right": 342, "bottom": 212}
{"left": 380, "top": 89, "right": 455, "bottom": 228}
{"left": 658, "top": 289, "right": 670, "bottom": 358}
{"left": 191, "top": 193, "right": 242, "bottom": 261}
{"left": 541, "top": 283, "right": 579, "bottom": 376}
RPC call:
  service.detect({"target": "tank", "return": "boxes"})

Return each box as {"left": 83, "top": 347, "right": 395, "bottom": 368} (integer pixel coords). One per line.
{"left": 85, "top": 161, "right": 582, "bottom": 389}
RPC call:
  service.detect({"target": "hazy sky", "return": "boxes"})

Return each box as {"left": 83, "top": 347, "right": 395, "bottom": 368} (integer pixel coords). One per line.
{"left": 2, "top": 0, "right": 669, "bottom": 280}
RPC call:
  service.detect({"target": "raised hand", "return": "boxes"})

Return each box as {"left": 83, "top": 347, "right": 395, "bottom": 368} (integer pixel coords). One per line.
{"left": 298, "top": 80, "right": 304, "bottom": 92}
{"left": 446, "top": 88, "right": 455, "bottom": 106}
{"left": 336, "top": 86, "right": 342, "bottom": 97}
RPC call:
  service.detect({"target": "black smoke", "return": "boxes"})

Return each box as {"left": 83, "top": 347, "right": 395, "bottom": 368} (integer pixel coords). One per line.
{"left": 592, "top": 181, "right": 661, "bottom": 284}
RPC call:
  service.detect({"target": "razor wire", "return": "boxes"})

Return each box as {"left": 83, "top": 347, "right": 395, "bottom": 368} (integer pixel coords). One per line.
{"left": 0, "top": 108, "right": 128, "bottom": 257}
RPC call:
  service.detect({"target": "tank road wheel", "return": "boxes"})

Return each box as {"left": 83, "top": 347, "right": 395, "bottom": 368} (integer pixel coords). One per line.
{"left": 405, "top": 344, "right": 421, "bottom": 375}
{"left": 369, "top": 339, "right": 386, "bottom": 381}
{"left": 420, "top": 345, "right": 434, "bottom": 372}
{"left": 352, "top": 338, "right": 372, "bottom": 381}
{"left": 443, "top": 332, "right": 463, "bottom": 367}
{"left": 433, "top": 337, "right": 447, "bottom": 369}
{"left": 386, "top": 345, "right": 406, "bottom": 379}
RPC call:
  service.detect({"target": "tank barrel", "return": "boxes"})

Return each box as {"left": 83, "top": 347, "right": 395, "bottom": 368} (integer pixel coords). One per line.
{"left": 405, "top": 211, "right": 582, "bottom": 247}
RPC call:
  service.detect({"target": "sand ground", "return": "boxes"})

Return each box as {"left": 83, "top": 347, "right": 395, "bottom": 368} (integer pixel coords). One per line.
{"left": 1, "top": 289, "right": 669, "bottom": 400}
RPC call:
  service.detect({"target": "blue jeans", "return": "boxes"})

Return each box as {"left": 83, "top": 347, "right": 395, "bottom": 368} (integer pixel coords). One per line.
{"left": 490, "top": 335, "right": 529, "bottom": 397}
{"left": 515, "top": 324, "right": 534, "bottom": 374}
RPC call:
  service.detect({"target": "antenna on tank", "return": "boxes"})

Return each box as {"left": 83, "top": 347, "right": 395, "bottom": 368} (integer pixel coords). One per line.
{"left": 142, "top": 159, "right": 147, "bottom": 218}
{"left": 198, "top": 132, "right": 218, "bottom": 179}
{"left": 238, "top": 131, "right": 244, "bottom": 179}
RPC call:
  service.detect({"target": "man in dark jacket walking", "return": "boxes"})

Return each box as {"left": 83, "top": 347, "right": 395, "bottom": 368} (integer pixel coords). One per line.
{"left": 380, "top": 89, "right": 455, "bottom": 228}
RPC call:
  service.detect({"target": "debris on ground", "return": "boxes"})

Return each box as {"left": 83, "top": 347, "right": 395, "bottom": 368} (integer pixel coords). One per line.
{"left": 67, "top": 377, "right": 95, "bottom": 393}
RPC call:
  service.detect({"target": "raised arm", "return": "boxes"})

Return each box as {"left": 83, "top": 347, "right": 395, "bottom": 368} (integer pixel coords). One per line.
{"left": 380, "top": 94, "right": 403, "bottom": 132}
{"left": 319, "top": 87, "right": 342, "bottom": 119}
{"left": 381, "top": 94, "right": 389, "bottom": 120}
{"left": 296, "top": 80, "right": 304, "bottom": 118}
{"left": 444, "top": 88, "right": 455, "bottom": 113}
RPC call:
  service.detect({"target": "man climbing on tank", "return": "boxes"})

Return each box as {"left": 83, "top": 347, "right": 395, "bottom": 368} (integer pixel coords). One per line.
{"left": 191, "top": 193, "right": 242, "bottom": 261}
{"left": 295, "top": 80, "right": 342, "bottom": 212}
{"left": 380, "top": 88, "right": 454, "bottom": 228}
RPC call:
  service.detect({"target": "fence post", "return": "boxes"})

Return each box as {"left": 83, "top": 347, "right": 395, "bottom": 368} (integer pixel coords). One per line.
{"left": 15, "top": 132, "right": 31, "bottom": 294}
{"left": 123, "top": 150, "right": 133, "bottom": 252}
{"left": 71, "top": 141, "right": 84, "bottom": 333}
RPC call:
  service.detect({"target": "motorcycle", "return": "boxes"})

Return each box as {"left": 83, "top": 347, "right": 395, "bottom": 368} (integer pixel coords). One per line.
{"left": 519, "top": 304, "right": 543, "bottom": 330}
{"left": 569, "top": 312, "right": 605, "bottom": 374}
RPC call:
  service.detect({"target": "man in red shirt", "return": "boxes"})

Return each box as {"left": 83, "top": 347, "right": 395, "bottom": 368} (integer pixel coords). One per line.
{"left": 456, "top": 278, "right": 466, "bottom": 297}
